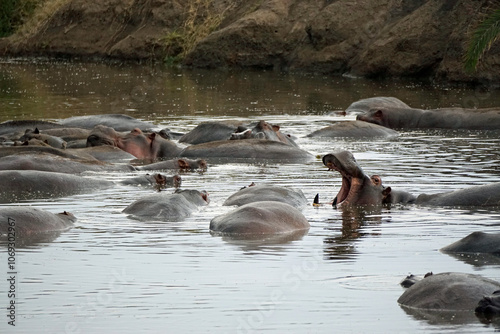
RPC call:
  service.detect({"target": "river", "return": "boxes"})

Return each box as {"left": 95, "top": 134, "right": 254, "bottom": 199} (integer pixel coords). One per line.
{"left": 1, "top": 59, "right": 500, "bottom": 333}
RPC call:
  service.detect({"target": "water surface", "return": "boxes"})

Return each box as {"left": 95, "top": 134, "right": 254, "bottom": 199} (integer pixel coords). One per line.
{"left": 1, "top": 60, "right": 500, "bottom": 333}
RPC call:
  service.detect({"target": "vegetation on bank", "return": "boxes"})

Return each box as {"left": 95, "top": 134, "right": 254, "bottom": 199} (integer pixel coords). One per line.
{"left": 161, "top": 0, "right": 231, "bottom": 64}
{"left": 465, "top": 8, "right": 500, "bottom": 72}
{"left": 0, "top": 0, "right": 69, "bottom": 39}
{"left": 0, "top": 0, "right": 40, "bottom": 37}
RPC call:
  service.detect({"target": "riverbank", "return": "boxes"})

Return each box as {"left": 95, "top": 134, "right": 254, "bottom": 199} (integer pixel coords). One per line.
{"left": 1, "top": 0, "right": 499, "bottom": 85}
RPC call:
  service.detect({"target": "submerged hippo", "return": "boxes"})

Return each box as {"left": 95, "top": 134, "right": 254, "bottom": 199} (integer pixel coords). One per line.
{"left": 0, "top": 169, "right": 170, "bottom": 202}
{"left": 0, "top": 170, "right": 113, "bottom": 203}
{"left": 122, "top": 189, "right": 209, "bottom": 221}
{"left": 59, "top": 114, "right": 156, "bottom": 131}
{"left": 0, "top": 207, "right": 76, "bottom": 237}
{"left": 0, "top": 119, "right": 64, "bottom": 137}
{"left": 398, "top": 272, "right": 500, "bottom": 312}
{"left": 136, "top": 158, "right": 207, "bottom": 171}
{"left": 223, "top": 184, "right": 307, "bottom": 209}
{"left": 414, "top": 183, "right": 500, "bottom": 207}
{"left": 0, "top": 152, "right": 132, "bottom": 174}
{"left": 441, "top": 232, "right": 500, "bottom": 255}
{"left": 87, "top": 125, "right": 183, "bottom": 160}
{"left": 180, "top": 139, "right": 313, "bottom": 163}
{"left": 179, "top": 120, "right": 248, "bottom": 144}
{"left": 307, "top": 121, "right": 398, "bottom": 139}
{"left": 307, "top": 120, "right": 398, "bottom": 139}
{"left": 357, "top": 106, "right": 500, "bottom": 130}
{"left": 120, "top": 174, "right": 181, "bottom": 189}
{"left": 210, "top": 201, "right": 310, "bottom": 235}
{"left": 476, "top": 290, "right": 500, "bottom": 320}
{"left": 230, "top": 120, "right": 298, "bottom": 147}
{"left": 344, "top": 96, "right": 410, "bottom": 115}
{"left": 19, "top": 128, "right": 67, "bottom": 149}
{"left": 322, "top": 151, "right": 385, "bottom": 206}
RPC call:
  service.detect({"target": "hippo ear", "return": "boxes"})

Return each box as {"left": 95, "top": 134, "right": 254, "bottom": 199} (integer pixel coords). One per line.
{"left": 374, "top": 109, "right": 384, "bottom": 119}
{"left": 177, "top": 159, "right": 190, "bottom": 170}
{"left": 148, "top": 132, "right": 156, "bottom": 141}
{"left": 313, "top": 194, "right": 320, "bottom": 207}
{"left": 382, "top": 186, "right": 392, "bottom": 197}
{"left": 131, "top": 128, "right": 143, "bottom": 135}
{"left": 34, "top": 127, "right": 40, "bottom": 134}
{"left": 272, "top": 125, "right": 281, "bottom": 132}
{"left": 154, "top": 173, "right": 166, "bottom": 183}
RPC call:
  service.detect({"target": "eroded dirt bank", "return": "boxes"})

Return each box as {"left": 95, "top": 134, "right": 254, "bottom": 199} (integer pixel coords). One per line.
{"left": 1, "top": 0, "right": 499, "bottom": 84}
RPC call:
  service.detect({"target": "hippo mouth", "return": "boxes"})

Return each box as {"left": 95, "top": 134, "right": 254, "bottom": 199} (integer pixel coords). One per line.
{"left": 322, "top": 151, "right": 372, "bottom": 206}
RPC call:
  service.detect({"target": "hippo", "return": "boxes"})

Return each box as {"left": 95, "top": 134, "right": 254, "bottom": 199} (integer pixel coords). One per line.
{"left": 180, "top": 139, "right": 313, "bottom": 163}
{"left": 230, "top": 120, "right": 298, "bottom": 147}
{"left": 122, "top": 189, "right": 209, "bottom": 221}
{"left": 323, "top": 150, "right": 500, "bottom": 208}
{"left": 0, "top": 152, "right": 132, "bottom": 174}
{"left": 179, "top": 120, "right": 248, "bottom": 144}
{"left": 210, "top": 201, "right": 310, "bottom": 236}
{"left": 382, "top": 187, "right": 416, "bottom": 205}
{"left": 0, "top": 207, "right": 76, "bottom": 238}
{"left": 357, "top": 106, "right": 500, "bottom": 130}
{"left": 0, "top": 145, "right": 91, "bottom": 160}
{"left": 120, "top": 173, "right": 181, "bottom": 189}
{"left": 475, "top": 290, "right": 500, "bottom": 320}
{"left": 72, "top": 146, "right": 137, "bottom": 163}
{"left": 0, "top": 170, "right": 114, "bottom": 202}
{"left": 343, "top": 96, "right": 410, "bottom": 115}
{"left": 158, "top": 128, "right": 185, "bottom": 141}
{"left": 19, "top": 128, "right": 67, "bottom": 149}
{"left": 322, "top": 151, "right": 385, "bottom": 207}
{"left": 58, "top": 114, "right": 156, "bottom": 131}
{"left": 41, "top": 127, "right": 91, "bottom": 142}
{"left": 441, "top": 232, "right": 500, "bottom": 255}
{"left": 223, "top": 184, "right": 308, "bottom": 209}
{"left": 415, "top": 183, "right": 500, "bottom": 207}
{"left": 306, "top": 120, "right": 398, "bottom": 139}
{"left": 0, "top": 119, "right": 64, "bottom": 137}
{"left": 398, "top": 272, "right": 500, "bottom": 312}
{"left": 136, "top": 158, "right": 207, "bottom": 171}
{"left": 400, "top": 272, "right": 433, "bottom": 288}
{"left": 86, "top": 125, "right": 183, "bottom": 160}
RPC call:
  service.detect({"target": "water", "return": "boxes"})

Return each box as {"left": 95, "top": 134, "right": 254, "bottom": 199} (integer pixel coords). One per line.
{"left": 1, "top": 60, "right": 500, "bottom": 333}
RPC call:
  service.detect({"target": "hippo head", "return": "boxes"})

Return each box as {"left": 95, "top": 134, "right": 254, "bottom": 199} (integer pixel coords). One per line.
{"left": 322, "top": 151, "right": 386, "bottom": 207}
{"left": 86, "top": 125, "right": 119, "bottom": 147}
{"left": 475, "top": 290, "right": 500, "bottom": 320}
{"left": 57, "top": 211, "right": 77, "bottom": 224}
{"left": 356, "top": 108, "right": 386, "bottom": 126}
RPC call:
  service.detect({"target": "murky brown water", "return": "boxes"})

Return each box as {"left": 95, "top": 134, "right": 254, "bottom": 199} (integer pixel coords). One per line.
{"left": 1, "top": 60, "right": 500, "bottom": 333}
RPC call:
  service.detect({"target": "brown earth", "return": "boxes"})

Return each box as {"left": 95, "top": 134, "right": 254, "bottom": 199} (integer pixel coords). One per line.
{"left": 0, "top": 0, "right": 499, "bottom": 84}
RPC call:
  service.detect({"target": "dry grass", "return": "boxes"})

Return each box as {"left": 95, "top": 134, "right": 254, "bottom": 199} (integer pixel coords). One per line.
{"left": 162, "top": 0, "right": 232, "bottom": 63}
{"left": 12, "top": 0, "right": 70, "bottom": 40}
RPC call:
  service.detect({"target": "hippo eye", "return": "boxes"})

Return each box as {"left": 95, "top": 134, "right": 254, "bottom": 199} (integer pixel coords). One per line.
{"left": 371, "top": 175, "right": 382, "bottom": 186}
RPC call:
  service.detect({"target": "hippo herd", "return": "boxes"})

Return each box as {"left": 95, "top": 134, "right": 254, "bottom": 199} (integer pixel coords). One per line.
{"left": 1, "top": 96, "right": 500, "bottom": 323}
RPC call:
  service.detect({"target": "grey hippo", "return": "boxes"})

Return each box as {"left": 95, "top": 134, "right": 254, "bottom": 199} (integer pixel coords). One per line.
{"left": 355, "top": 98, "right": 500, "bottom": 130}
{"left": 122, "top": 189, "right": 209, "bottom": 221}
{"left": 210, "top": 201, "right": 310, "bottom": 236}
{"left": 322, "top": 150, "right": 500, "bottom": 207}
{"left": 223, "top": 183, "right": 308, "bottom": 209}
{"left": 0, "top": 207, "right": 76, "bottom": 238}
{"left": 398, "top": 272, "right": 500, "bottom": 321}
{"left": 441, "top": 232, "right": 500, "bottom": 255}
{"left": 307, "top": 120, "right": 398, "bottom": 139}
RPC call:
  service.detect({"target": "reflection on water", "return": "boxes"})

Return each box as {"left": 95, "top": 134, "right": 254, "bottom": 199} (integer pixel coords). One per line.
{"left": 1, "top": 60, "right": 500, "bottom": 333}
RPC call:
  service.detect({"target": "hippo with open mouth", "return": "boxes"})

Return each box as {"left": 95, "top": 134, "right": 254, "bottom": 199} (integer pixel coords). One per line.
{"left": 322, "top": 151, "right": 385, "bottom": 207}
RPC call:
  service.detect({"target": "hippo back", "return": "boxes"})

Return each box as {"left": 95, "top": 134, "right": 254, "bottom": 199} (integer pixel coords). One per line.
{"left": 398, "top": 272, "right": 500, "bottom": 311}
